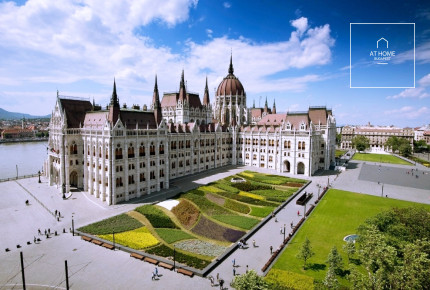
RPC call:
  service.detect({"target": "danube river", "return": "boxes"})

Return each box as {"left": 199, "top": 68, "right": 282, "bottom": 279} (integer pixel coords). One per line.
{"left": 0, "top": 141, "right": 48, "bottom": 179}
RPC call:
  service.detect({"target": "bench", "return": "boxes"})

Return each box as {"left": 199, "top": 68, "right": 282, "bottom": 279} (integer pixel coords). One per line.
{"left": 102, "top": 243, "right": 114, "bottom": 250}
{"left": 91, "top": 239, "right": 103, "bottom": 246}
{"left": 177, "top": 268, "right": 194, "bottom": 277}
{"left": 158, "top": 262, "right": 174, "bottom": 270}
{"left": 81, "top": 236, "right": 92, "bottom": 242}
{"left": 130, "top": 253, "right": 144, "bottom": 260}
{"left": 144, "top": 257, "right": 158, "bottom": 265}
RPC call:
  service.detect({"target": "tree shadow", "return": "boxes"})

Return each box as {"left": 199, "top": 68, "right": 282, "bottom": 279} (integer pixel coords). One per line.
{"left": 306, "top": 263, "right": 327, "bottom": 271}
{"left": 335, "top": 268, "right": 350, "bottom": 277}
{"left": 349, "top": 258, "right": 361, "bottom": 265}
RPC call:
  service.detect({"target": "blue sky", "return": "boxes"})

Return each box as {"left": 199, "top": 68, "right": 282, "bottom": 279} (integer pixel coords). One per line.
{"left": 0, "top": 0, "right": 429, "bottom": 127}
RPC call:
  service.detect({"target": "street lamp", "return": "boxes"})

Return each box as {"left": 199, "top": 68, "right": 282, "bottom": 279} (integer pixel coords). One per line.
{"left": 283, "top": 224, "right": 286, "bottom": 241}
{"left": 38, "top": 171, "right": 41, "bottom": 183}
{"left": 173, "top": 246, "right": 176, "bottom": 271}
{"left": 72, "top": 215, "right": 74, "bottom": 236}
{"left": 381, "top": 184, "right": 384, "bottom": 197}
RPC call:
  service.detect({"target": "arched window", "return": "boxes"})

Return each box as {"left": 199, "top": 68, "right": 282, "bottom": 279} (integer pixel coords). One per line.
{"left": 139, "top": 143, "right": 145, "bottom": 157}
{"left": 150, "top": 142, "right": 155, "bottom": 155}
{"left": 128, "top": 144, "right": 134, "bottom": 158}
{"left": 159, "top": 142, "right": 164, "bottom": 154}
{"left": 115, "top": 147, "right": 123, "bottom": 160}
{"left": 70, "top": 142, "right": 78, "bottom": 155}
{"left": 302, "top": 142, "right": 306, "bottom": 150}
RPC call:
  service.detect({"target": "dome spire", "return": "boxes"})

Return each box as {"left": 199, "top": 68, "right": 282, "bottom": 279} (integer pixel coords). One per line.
{"left": 228, "top": 52, "right": 234, "bottom": 75}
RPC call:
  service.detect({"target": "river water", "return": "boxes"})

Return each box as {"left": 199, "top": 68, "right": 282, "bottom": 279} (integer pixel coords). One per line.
{"left": 0, "top": 141, "right": 48, "bottom": 179}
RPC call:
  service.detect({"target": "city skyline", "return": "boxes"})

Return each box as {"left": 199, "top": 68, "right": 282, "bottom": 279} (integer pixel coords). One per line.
{"left": 0, "top": 0, "right": 429, "bottom": 127}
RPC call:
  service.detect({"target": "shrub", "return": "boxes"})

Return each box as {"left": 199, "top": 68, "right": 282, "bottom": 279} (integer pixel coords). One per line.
{"left": 249, "top": 206, "right": 275, "bottom": 218}
{"left": 232, "top": 181, "right": 272, "bottom": 192}
{"left": 99, "top": 227, "right": 159, "bottom": 249}
{"left": 191, "top": 215, "right": 245, "bottom": 242}
{"left": 224, "top": 199, "right": 250, "bottom": 214}
{"left": 171, "top": 199, "right": 200, "bottom": 229}
{"left": 212, "top": 215, "right": 259, "bottom": 230}
{"left": 135, "top": 205, "right": 178, "bottom": 229}
{"left": 213, "top": 182, "right": 240, "bottom": 193}
{"left": 155, "top": 228, "right": 195, "bottom": 244}
{"left": 265, "top": 269, "right": 314, "bottom": 290}
{"left": 145, "top": 244, "right": 211, "bottom": 269}
{"left": 78, "top": 213, "right": 142, "bottom": 235}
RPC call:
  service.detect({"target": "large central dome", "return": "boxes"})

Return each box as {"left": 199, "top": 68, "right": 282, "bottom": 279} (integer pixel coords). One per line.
{"left": 216, "top": 56, "right": 245, "bottom": 96}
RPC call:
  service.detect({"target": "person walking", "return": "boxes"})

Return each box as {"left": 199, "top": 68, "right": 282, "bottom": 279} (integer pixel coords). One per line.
{"left": 210, "top": 276, "right": 214, "bottom": 286}
{"left": 219, "top": 279, "right": 224, "bottom": 290}
{"left": 270, "top": 245, "right": 273, "bottom": 254}
{"left": 233, "top": 267, "right": 236, "bottom": 276}
{"left": 155, "top": 266, "right": 159, "bottom": 277}
{"left": 297, "top": 210, "right": 300, "bottom": 216}
{"left": 216, "top": 273, "right": 219, "bottom": 283}
{"left": 246, "top": 265, "right": 249, "bottom": 273}
{"left": 252, "top": 240, "right": 256, "bottom": 247}
{"left": 232, "top": 258, "right": 235, "bottom": 267}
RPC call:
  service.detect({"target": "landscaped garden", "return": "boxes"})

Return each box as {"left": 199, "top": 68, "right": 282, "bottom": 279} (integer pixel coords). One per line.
{"left": 352, "top": 152, "right": 412, "bottom": 165}
{"left": 78, "top": 170, "right": 306, "bottom": 270}
{"left": 335, "top": 149, "right": 347, "bottom": 158}
{"left": 268, "top": 189, "right": 430, "bottom": 289}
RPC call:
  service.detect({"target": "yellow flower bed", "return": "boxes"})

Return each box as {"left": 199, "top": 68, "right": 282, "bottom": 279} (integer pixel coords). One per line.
{"left": 240, "top": 172, "right": 254, "bottom": 178}
{"left": 200, "top": 185, "right": 225, "bottom": 193}
{"left": 99, "top": 227, "right": 159, "bottom": 249}
{"left": 239, "top": 191, "right": 265, "bottom": 200}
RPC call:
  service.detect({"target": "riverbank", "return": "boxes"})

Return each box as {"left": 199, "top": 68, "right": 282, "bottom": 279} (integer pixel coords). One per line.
{"left": 0, "top": 137, "right": 48, "bottom": 144}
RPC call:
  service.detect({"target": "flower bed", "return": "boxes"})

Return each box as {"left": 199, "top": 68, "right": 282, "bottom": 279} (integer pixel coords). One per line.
{"left": 216, "top": 190, "right": 276, "bottom": 206}
{"left": 224, "top": 198, "right": 250, "bottom": 214}
{"left": 191, "top": 215, "right": 245, "bottom": 242}
{"left": 182, "top": 192, "right": 231, "bottom": 216}
{"left": 78, "top": 213, "right": 142, "bottom": 235}
{"left": 174, "top": 240, "right": 227, "bottom": 257}
{"left": 171, "top": 199, "right": 200, "bottom": 229}
{"left": 250, "top": 189, "right": 295, "bottom": 202}
{"left": 135, "top": 205, "right": 178, "bottom": 229}
{"left": 212, "top": 215, "right": 259, "bottom": 230}
{"left": 206, "top": 193, "right": 225, "bottom": 206}
{"left": 232, "top": 181, "right": 272, "bottom": 192}
{"left": 249, "top": 206, "right": 275, "bottom": 218}
{"left": 213, "top": 182, "right": 240, "bottom": 193}
{"left": 239, "top": 191, "right": 265, "bottom": 200}
{"left": 199, "top": 185, "right": 225, "bottom": 193}
{"left": 99, "top": 227, "right": 159, "bottom": 249}
{"left": 145, "top": 244, "right": 211, "bottom": 270}
{"left": 155, "top": 228, "right": 195, "bottom": 244}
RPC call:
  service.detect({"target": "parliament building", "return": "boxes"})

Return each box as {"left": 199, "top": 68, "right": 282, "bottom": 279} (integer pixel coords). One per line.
{"left": 45, "top": 57, "right": 336, "bottom": 205}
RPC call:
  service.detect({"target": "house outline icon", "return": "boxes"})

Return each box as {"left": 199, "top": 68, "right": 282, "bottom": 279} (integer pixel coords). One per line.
{"left": 377, "top": 37, "right": 388, "bottom": 49}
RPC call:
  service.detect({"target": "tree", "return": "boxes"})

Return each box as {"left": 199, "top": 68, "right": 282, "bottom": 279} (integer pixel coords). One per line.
{"left": 385, "top": 137, "right": 411, "bottom": 155}
{"left": 399, "top": 142, "right": 412, "bottom": 157}
{"left": 323, "top": 265, "right": 339, "bottom": 289}
{"left": 231, "top": 270, "right": 269, "bottom": 290}
{"left": 336, "top": 132, "right": 342, "bottom": 146}
{"left": 296, "top": 237, "right": 315, "bottom": 268}
{"left": 342, "top": 240, "right": 356, "bottom": 262}
{"left": 385, "top": 136, "right": 400, "bottom": 153}
{"left": 352, "top": 135, "right": 370, "bottom": 152}
{"left": 326, "top": 246, "right": 343, "bottom": 271}
{"left": 414, "top": 139, "right": 429, "bottom": 153}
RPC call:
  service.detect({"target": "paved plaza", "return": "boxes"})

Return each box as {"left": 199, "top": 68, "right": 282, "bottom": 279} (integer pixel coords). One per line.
{"left": 1, "top": 159, "right": 429, "bottom": 289}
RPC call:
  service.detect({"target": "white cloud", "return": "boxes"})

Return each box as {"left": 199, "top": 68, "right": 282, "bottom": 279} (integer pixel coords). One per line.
{"left": 393, "top": 42, "right": 430, "bottom": 64}
{"left": 223, "top": 2, "right": 231, "bottom": 8}
{"left": 386, "top": 74, "right": 430, "bottom": 99}
{"left": 0, "top": 2, "right": 334, "bottom": 114}
{"left": 384, "top": 106, "right": 430, "bottom": 119}
{"left": 290, "top": 17, "right": 308, "bottom": 36}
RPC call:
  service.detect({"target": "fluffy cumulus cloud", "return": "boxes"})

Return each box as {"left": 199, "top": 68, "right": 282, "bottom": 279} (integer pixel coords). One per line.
{"left": 384, "top": 106, "right": 430, "bottom": 120}
{"left": 387, "top": 74, "right": 430, "bottom": 99}
{"left": 0, "top": 0, "right": 334, "bottom": 114}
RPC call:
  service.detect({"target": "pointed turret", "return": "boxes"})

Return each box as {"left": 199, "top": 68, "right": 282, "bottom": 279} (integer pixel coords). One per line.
{"left": 253, "top": 99, "right": 255, "bottom": 108}
{"left": 272, "top": 99, "right": 276, "bottom": 114}
{"left": 178, "top": 70, "right": 186, "bottom": 102}
{"left": 109, "top": 78, "right": 120, "bottom": 124}
{"left": 228, "top": 53, "right": 234, "bottom": 75}
{"left": 152, "top": 75, "right": 162, "bottom": 125}
{"left": 203, "top": 76, "right": 210, "bottom": 106}
{"left": 264, "top": 96, "right": 268, "bottom": 113}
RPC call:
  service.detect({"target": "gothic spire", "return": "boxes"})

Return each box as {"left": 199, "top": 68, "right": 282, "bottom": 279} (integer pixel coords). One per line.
{"left": 253, "top": 99, "right": 255, "bottom": 108}
{"left": 152, "top": 74, "right": 160, "bottom": 108}
{"left": 110, "top": 78, "right": 119, "bottom": 108}
{"left": 179, "top": 70, "right": 186, "bottom": 101}
{"left": 228, "top": 53, "right": 234, "bottom": 75}
{"left": 203, "top": 76, "right": 210, "bottom": 106}
{"left": 272, "top": 99, "right": 276, "bottom": 114}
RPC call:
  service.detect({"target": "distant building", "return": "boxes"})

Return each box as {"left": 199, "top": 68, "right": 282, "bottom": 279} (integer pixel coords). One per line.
{"left": 1, "top": 128, "right": 34, "bottom": 139}
{"left": 414, "top": 124, "right": 430, "bottom": 143}
{"left": 340, "top": 123, "right": 414, "bottom": 152}
{"left": 45, "top": 57, "right": 336, "bottom": 205}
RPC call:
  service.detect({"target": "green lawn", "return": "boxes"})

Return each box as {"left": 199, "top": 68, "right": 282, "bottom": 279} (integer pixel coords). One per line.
{"left": 155, "top": 228, "right": 195, "bottom": 244}
{"left": 335, "top": 149, "right": 347, "bottom": 158}
{"left": 271, "top": 189, "right": 430, "bottom": 287}
{"left": 352, "top": 153, "right": 412, "bottom": 165}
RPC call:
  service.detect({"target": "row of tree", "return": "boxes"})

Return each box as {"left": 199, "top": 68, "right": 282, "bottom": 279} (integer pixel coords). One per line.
{"left": 351, "top": 135, "right": 415, "bottom": 157}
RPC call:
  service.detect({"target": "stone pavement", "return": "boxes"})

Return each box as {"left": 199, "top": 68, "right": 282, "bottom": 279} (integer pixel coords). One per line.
{"left": 1, "top": 160, "right": 428, "bottom": 289}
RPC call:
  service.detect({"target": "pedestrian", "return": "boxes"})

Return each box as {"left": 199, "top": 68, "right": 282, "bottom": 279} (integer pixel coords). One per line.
{"left": 246, "top": 265, "right": 249, "bottom": 273}
{"left": 290, "top": 221, "right": 293, "bottom": 228}
{"left": 252, "top": 240, "right": 256, "bottom": 247}
{"left": 155, "top": 266, "right": 158, "bottom": 277}
{"left": 151, "top": 272, "right": 155, "bottom": 280}
{"left": 48, "top": 228, "right": 50, "bottom": 234}
{"left": 233, "top": 268, "right": 236, "bottom": 276}
{"left": 34, "top": 236, "right": 36, "bottom": 244}
{"left": 280, "top": 227, "right": 282, "bottom": 234}
{"left": 275, "top": 217, "right": 278, "bottom": 222}
{"left": 297, "top": 210, "right": 300, "bottom": 216}
{"left": 386, "top": 195, "right": 388, "bottom": 198}
{"left": 232, "top": 258, "right": 235, "bottom": 267}
{"left": 270, "top": 245, "right": 273, "bottom": 254}
{"left": 44, "top": 229, "right": 47, "bottom": 235}
{"left": 210, "top": 276, "right": 214, "bottom": 286}
{"left": 219, "top": 279, "right": 224, "bottom": 290}
{"left": 216, "top": 273, "right": 219, "bottom": 282}
{"left": 38, "top": 228, "right": 41, "bottom": 235}
{"left": 55, "top": 210, "right": 57, "bottom": 216}
{"left": 58, "top": 211, "right": 61, "bottom": 217}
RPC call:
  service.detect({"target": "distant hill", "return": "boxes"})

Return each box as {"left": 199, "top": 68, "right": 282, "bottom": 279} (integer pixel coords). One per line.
{"left": 0, "top": 108, "right": 50, "bottom": 120}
